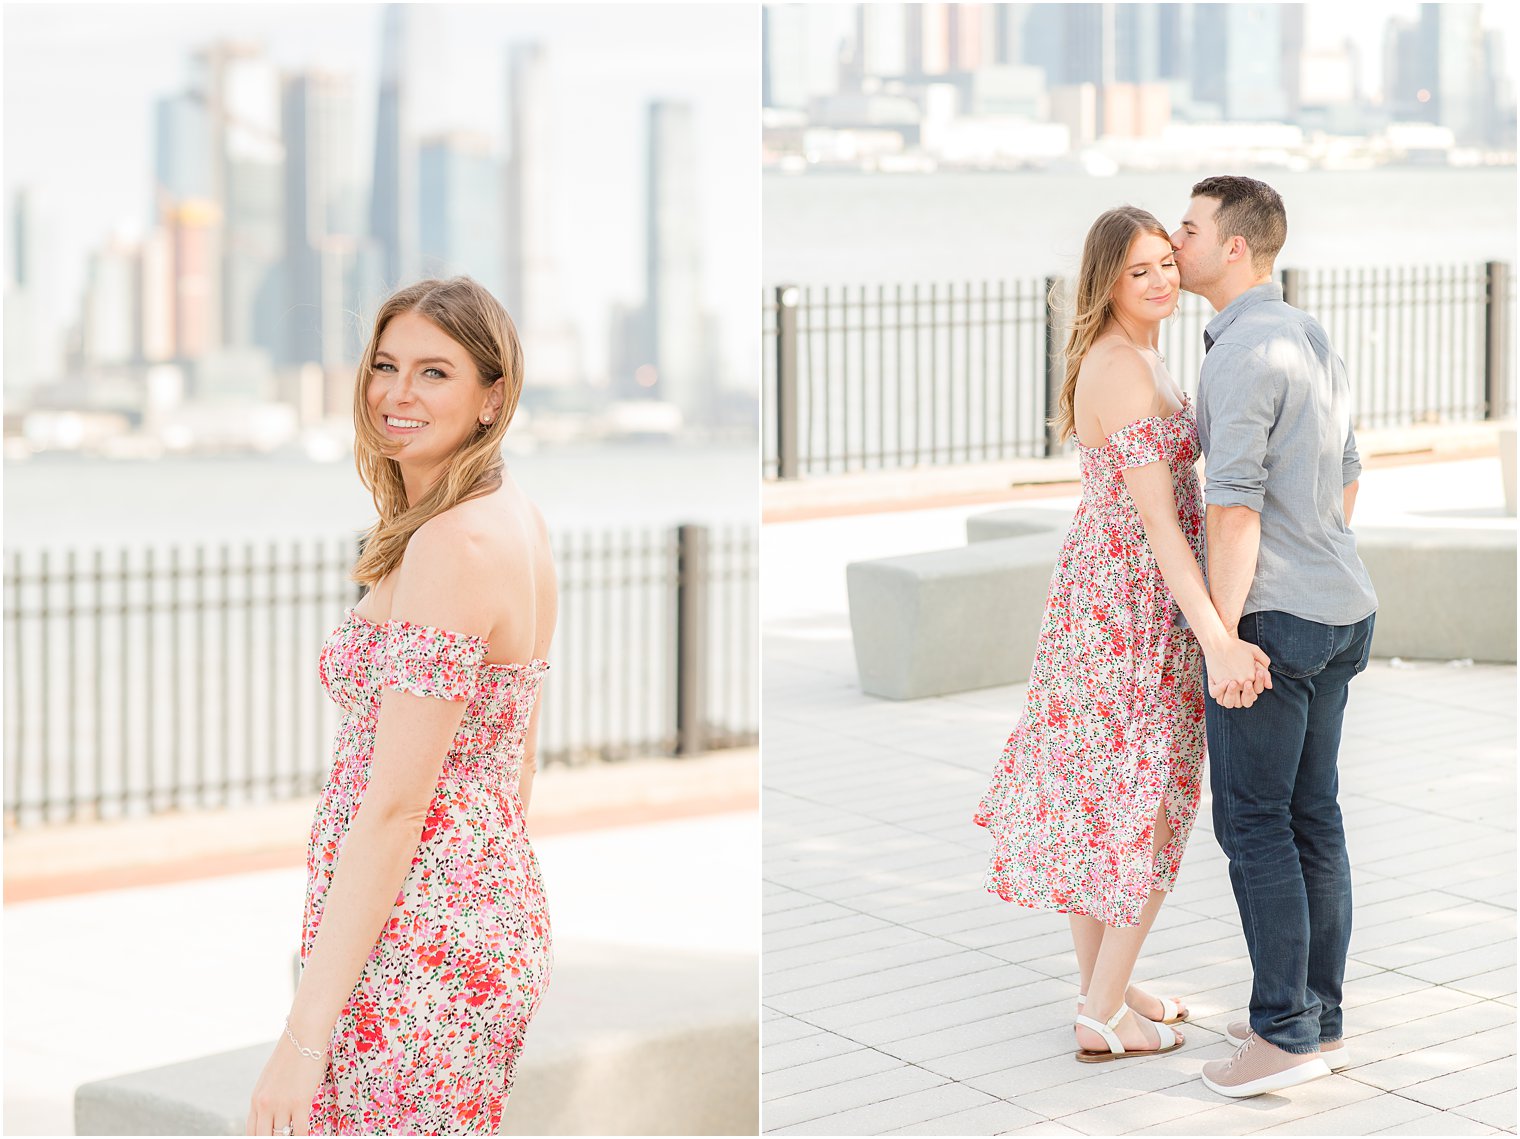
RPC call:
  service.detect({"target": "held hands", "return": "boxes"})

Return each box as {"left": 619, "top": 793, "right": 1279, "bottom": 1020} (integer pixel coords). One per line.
{"left": 247, "top": 1021, "right": 327, "bottom": 1136}
{"left": 1205, "top": 636, "right": 1273, "bottom": 709}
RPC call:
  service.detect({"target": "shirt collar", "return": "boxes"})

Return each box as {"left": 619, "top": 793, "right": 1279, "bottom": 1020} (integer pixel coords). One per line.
{"left": 1204, "top": 281, "right": 1283, "bottom": 348}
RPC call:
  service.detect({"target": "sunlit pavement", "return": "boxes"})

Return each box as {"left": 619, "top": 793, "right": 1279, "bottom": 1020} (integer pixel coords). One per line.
{"left": 3, "top": 809, "right": 759, "bottom": 1135}
{"left": 761, "top": 457, "right": 1515, "bottom": 1135}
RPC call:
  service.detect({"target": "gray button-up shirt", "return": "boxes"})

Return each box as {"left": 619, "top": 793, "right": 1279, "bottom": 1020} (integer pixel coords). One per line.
{"left": 1197, "top": 282, "right": 1378, "bottom": 626}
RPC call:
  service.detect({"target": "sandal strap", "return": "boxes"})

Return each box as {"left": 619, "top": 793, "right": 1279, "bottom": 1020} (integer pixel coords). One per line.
{"left": 1075, "top": 1003, "right": 1131, "bottom": 1054}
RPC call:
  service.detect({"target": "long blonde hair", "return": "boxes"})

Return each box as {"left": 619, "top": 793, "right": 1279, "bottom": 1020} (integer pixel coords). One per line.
{"left": 350, "top": 277, "right": 525, "bottom": 587}
{"left": 1050, "top": 206, "right": 1173, "bottom": 442}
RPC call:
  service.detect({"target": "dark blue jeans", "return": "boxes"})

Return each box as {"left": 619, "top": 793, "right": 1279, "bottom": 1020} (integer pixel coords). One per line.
{"left": 1205, "top": 609, "right": 1375, "bottom": 1055}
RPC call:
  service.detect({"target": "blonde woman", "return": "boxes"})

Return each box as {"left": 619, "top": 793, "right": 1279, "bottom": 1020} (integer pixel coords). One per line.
{"left": 247, "top": 278, "right": 557, "bottom": 1135}
{"left": 974, "top": 208, "right": 1270, "bottom": 1061}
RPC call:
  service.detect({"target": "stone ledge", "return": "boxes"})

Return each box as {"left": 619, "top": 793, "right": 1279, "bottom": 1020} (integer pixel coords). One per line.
{"left": 75, "top": 943, "right": 758, "bottom": 1136}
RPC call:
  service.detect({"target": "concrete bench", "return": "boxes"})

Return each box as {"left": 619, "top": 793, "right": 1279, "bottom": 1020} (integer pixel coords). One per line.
{"left": 846, "top": 528, "right": 1065, "bottom": 699}
{"left": 846, "top": 506, "right": 1514, "bottom": 702}
{"left": 1501, "top": 429, "right": 1516, "bottom": 517}
{"left": 1354, "top": 526, "right": 1516, "bottom": 663}
{"left": 75, "top": 944, "right": 757, "bottom": 1136}
{"left": 972, "top": 508, "right": 1515, "bottom": 663}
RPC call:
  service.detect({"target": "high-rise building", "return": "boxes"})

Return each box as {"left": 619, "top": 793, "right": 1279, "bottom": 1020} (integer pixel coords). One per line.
{"left": 169, "top": 199, "right": 222, "bottom": 361}
{"left": 1191, "top": 5, "right": 1288, "bottom": 121}
{"left": 503, "top": 44, "right": 551, "bottom": 333}
{"left": 190, "top": 41, "right": 284, "bottom": 360}
{"left": 1422, "top": 4, "right": 1486, "bottom": 145}
{"left": 644, "top": 101, "right": 706, "bottom": 420}
{"left": 1115, "top": 5, "right": 1164, "bottom": 85}
{"left": 153, "top": 92, "right": 214, "bottom": 216}
{"left": 912, "top": 4, "right": 953, "bottom": 76}
{"left": 1383, "top": 15, "right": 1430, "bottom": 119}
{"left": 950, "top": 4, "right": 993, "bottom": 72}
{"left": 764, "top": 5, "right": 811, "bottom": 108}
{"left": 369, "top": 6, "right": 418, "bottom": 291}
{"left": 5, "top": 189, "right": 51, "bottom": 394}
{"left": 502, "top": 42, "right": 578, "bottom": 389}
{"left": 419, "top": 132, "right": 503, "bottom": 295}
{"left": 81, "top": 238, "right": 141, "bottom": 367}
{"left": 282, "top": 71, "right": 355, "bottom": 369}
{"left": 855, "top": 4, "right": 909, "bottom": 79}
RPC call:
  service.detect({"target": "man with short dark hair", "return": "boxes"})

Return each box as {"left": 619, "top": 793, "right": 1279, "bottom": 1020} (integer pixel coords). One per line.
{"left": 1172, "top": 175, "right": 1378, "bottom": 1098}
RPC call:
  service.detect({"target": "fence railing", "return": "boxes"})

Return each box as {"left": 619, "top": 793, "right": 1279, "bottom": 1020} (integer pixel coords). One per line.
{"left": 764, "top": 261, "right": 1514, "bottom": 479}
{"left": 3, "top": 522, "right": 757, "bottom": 829}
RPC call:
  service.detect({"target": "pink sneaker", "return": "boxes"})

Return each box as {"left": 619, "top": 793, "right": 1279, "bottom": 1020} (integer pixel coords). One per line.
{"left": 1202, "top": 1032, "right": 1332, "bottom": 1098}
{"left": 1225, "top": 1022, "right": 1349, "bottom": 1071}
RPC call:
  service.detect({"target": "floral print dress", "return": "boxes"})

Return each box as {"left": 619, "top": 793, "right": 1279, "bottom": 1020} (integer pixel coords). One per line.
{"left": 304, "top": 611, "right": 551, "bottom": 1135}
{"left": 974, "top": 398, "right": 1206, "bottom": 928}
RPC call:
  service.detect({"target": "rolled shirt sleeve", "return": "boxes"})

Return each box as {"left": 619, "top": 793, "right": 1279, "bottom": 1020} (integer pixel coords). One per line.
{"left": 1200, "top": 344, "right": 1280, "bottom": 514}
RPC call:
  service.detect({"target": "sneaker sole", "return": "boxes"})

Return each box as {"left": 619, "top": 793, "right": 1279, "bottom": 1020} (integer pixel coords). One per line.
{"left": 1202, "top": 1056, "right": 1333, "bottom": 1098}
{"left": 1223, "top": 1029, "right": 1350, "bottom": 1071}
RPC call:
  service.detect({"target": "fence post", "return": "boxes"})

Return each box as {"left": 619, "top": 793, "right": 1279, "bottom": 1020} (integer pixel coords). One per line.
{"left": 776, "top": 285, "right": 800, "bottom": 479}
{"left": 674, "top": 523, "right": 708, "bottom": 756}
{"left": 1281, "top": 266, "right": 1302, "bottom": 310}
{"left": 1043, "top": 276, "right": 1063, "bottom": 457}
{"left": 1486, "top": 261, "right": 1508, "bottom": 420}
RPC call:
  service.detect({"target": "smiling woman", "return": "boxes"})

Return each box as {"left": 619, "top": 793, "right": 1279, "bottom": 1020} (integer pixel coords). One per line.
{"left": 247, "top": 277, "right": 558, "bottom": 1136}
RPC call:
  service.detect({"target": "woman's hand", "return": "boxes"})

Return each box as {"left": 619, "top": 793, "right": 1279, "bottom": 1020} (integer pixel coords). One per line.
{"left": 246, "top": 1029, "right": 326, "bottom": 1137}
{"left": 1205, "top": 638, "right": 1273, "bottom": 709}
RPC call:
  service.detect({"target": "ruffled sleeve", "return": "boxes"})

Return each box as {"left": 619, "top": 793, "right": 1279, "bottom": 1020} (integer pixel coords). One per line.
{"left": 380, "top": 619, "right": 488, "bottom": 702}
{"left": 1105, "top": 417, "right": 1165, "bottom": 470}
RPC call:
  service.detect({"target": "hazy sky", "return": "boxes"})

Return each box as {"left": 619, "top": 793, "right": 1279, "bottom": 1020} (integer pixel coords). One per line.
{"left": 3, "top": 3, "right": 759, "bottom": 383}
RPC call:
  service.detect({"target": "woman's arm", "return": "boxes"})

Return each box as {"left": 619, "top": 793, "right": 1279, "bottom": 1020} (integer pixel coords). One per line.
{"left": 247, "top": 516, "right": 493, "bottom": 1136}
{"left": 517, "top": 509, "right": 558, "bottom": 813}
{"left": 1090, "top": 353, "right": 1271, "bottom": 706}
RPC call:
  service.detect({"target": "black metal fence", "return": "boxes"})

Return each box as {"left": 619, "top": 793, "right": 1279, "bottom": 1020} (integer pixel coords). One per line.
{"left": 3, "top": 522, "right": 757, "bottom": 829}
{"left": 764, "top": 261, "right": 1513, "bottom": 479}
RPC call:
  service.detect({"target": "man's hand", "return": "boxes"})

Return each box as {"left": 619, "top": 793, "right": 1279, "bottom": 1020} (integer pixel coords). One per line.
{"left": 1205, "top": 638, "right": 1273, "bottom": 709}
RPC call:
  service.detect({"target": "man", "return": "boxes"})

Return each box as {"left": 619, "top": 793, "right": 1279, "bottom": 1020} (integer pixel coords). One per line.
{"left": 1171, "top": 175, "right": 1378, "bottom": 1099}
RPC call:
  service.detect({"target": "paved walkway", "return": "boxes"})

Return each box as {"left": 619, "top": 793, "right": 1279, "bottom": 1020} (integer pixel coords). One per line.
{"left": 761, "top": 458, "right": 1516, "bottom": 1135}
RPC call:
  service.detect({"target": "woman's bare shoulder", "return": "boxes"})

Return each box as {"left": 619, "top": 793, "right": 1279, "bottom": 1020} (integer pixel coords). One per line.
{"left": 1078, "top": 340, "right": 1162, "bottom": 431}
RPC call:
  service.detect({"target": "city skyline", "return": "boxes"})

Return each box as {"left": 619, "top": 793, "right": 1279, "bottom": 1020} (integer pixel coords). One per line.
{"left": 3, "top": 4, "right": 758, "bottom": 398}
{"left": 763, "top": 2, "right": 1518, "bottom": 172}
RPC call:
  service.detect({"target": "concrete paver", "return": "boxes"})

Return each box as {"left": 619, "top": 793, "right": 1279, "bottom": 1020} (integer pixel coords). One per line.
{"left": 762, "top": 457, "right": 1516, "bottom": 1135}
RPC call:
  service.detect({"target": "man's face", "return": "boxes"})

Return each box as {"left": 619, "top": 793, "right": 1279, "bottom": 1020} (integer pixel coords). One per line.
{"left": 1170, "top": 196, "right": 1228, "bottom": 294}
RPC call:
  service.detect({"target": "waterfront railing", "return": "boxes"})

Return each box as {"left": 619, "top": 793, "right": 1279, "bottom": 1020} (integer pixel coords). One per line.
{"left": 763, "top": 261, "right": 1513, "bottom": 479}
{"left": 3, "top": 522, "right": 757, "bottom": 828}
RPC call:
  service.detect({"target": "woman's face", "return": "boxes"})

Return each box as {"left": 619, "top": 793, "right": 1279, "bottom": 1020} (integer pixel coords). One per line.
{"left": 1109, "top": 231, "right": 1180, "bottom": 327}
{"left": 366, "top": 310, "right": 501, "bottom": 471}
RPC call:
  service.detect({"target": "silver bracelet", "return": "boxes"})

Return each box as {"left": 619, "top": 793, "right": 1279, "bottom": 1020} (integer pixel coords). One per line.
{"left": 283, "top": 1017, "right": 327, "bottom": 1061}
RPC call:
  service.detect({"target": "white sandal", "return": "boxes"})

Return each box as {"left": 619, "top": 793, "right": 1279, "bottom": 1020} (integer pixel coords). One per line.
{"left": 1074, "top": 1003, "right": 1183, "bottom": 1064}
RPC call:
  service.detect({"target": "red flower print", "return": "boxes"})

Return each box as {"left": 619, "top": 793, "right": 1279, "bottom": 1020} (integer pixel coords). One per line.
{"left": 974, "top": 398, "right": 1205, "bottom": 929}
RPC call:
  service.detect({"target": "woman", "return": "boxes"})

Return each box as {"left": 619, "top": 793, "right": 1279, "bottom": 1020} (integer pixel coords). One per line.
{"left": 973, "top": 207, "right": 1270, "bottom": 1062}
{"left": 247, "top": 277, "right": 557, "bottom": 1135}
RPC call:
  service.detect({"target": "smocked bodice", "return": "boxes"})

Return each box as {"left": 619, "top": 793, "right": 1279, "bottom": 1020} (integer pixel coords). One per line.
{"left": 318, "top": 609, "right": 548, "bottom": 787}
{"left": 1076, "top": 397, "right": 1202, "bottom": 541}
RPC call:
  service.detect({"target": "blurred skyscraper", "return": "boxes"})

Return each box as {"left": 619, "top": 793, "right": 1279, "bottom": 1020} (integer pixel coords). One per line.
{"left": 192, "top": 41, "right": 285, "bottom": 363}
{"left": 503, "top": 42, "right": 579, "bottom": 390}
{"left": 763, "top": 5, "right": 811, "bottom": 109}
{"left": 1424, "top": 4, "right": 1487, "bottom": 145}
{"left": 642, "top": 101, "right": 707, "bottom": 420}
{"left": 419, "top": 132, "right": 503, "bottom": 296}
{"left": 1191, "top": 4, "right": 1288, "bottom": 121}
{"left": 369, "top": 6, "right": 418, "bottom": 292}
{"left": 5, "top": 190, "right": 50, "bottom": 395}
{"left": 282, "top": 71, "right": 358, "bottom": 370}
